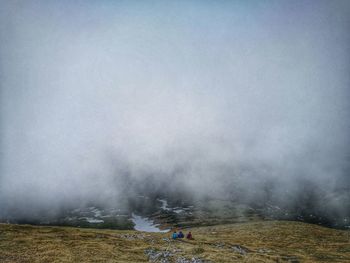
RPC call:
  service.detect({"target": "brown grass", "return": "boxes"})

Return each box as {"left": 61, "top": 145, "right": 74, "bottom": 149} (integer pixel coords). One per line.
{"left": 0, "top": 221, "right": 349, "bottom": 262}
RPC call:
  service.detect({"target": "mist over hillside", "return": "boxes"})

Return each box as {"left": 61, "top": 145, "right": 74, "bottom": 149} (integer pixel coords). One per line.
{"left": 0, "top": 1, "right": 349, "bottom": 228}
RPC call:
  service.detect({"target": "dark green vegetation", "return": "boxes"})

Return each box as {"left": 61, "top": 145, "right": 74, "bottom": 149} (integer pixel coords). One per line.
{"left": 55, "top": 216, "right": 134, "bottom": 230}
{"left": 152, "top": 199, "right": 262, "bottom": 229}
{"left": 2, "top": 196, "right": 349, "bottom": 231}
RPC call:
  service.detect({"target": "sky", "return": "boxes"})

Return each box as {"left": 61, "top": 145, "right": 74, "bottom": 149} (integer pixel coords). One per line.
{"left": 0, "top": 0, "right": 349, "bottom": 218}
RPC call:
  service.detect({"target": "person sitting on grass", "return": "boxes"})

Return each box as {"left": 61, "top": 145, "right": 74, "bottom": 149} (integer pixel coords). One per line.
{"left": 178, "top": 231, "right": 184, "bottom": 238}
{"left": 172, "top": 231, "right": 178, "bottom": 240}
{"left": 186, "top": 231, "right": 193, "bottom": 240}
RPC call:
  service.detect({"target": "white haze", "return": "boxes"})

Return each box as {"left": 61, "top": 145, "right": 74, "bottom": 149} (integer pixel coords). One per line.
{"left": 0, "top": 1, "right": 349, "bottom": 218}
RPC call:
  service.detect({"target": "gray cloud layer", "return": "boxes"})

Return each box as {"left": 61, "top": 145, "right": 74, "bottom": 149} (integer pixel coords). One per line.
{"left": 1, "top": 1, "right": 349, "bottom": 218}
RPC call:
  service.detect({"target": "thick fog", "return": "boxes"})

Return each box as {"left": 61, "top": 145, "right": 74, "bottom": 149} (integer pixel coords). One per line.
{"left": 1, "top": 1, "right": 349, "bottom": 220}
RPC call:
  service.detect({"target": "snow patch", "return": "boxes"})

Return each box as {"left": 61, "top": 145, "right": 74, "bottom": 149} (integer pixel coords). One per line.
{"left": 86, "top": 218, "right": 104, "bottom": 223}
{"left": 131, "top": 213, "right": 169, "bottom": 233}
{"left": 157, "top": 199, "right": 171, "bottom": 211}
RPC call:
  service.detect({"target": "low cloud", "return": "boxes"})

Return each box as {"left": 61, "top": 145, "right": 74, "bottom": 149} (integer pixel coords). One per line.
{"left": 0, "top": 1, "right": 349, "bottom": 221}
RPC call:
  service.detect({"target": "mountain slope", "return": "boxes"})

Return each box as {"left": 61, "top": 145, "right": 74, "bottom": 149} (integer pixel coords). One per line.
{"left": 0, "top": 221, "right": 349, "bottom": 262}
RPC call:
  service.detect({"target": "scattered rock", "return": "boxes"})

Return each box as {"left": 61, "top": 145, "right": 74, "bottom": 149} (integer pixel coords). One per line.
{"left": 213, "top": 242, "right": 225, "bottom": 248}
{"left": 144, "top": 248, "right": 173, "bottom": 263}
{"left": 281, "top": 255, "right": 300, "bottom": 263}
{"left": 231, "top": 245, "right": 250, "bottom": 255}
{"left": 176, "top": 257, "right": 211, "bottom": 263}
{"left": 145, "top": 249, "right": 210, "bottom": 263}
{"left": 257, "top": 248, "right": 273, "bottom": 253}
{"left": 117, "top": 233, "right": 145, "bottom": 240}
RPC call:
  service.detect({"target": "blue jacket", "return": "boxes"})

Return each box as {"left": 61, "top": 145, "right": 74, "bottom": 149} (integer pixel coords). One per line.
{"left": 172, "top": 232, "right": 178, "bottom": 239}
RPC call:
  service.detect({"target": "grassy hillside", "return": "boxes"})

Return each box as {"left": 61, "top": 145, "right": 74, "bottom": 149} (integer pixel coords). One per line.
{"left": 0, "top": 221, "right": 349, "bottom": 262}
